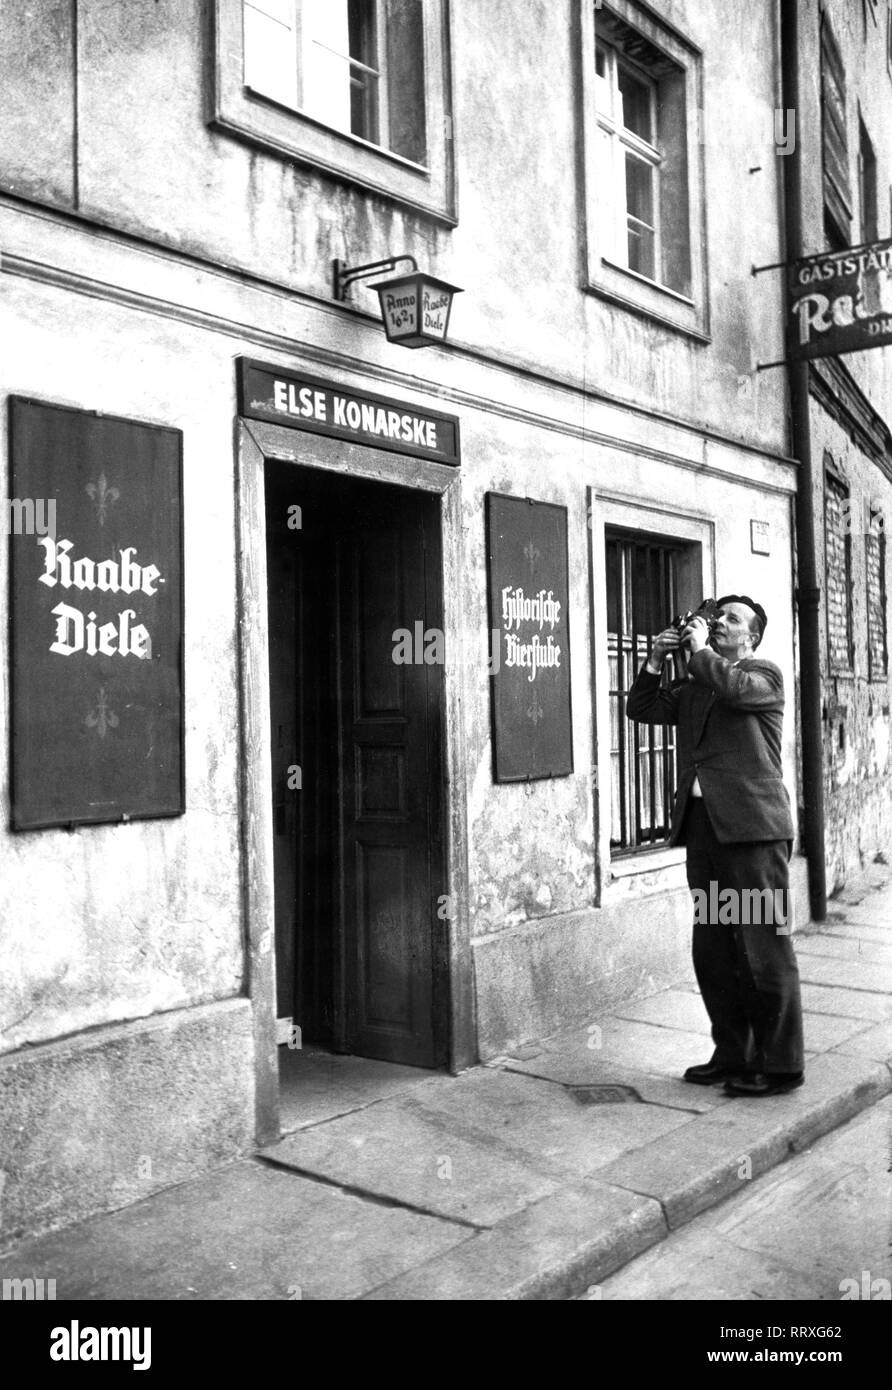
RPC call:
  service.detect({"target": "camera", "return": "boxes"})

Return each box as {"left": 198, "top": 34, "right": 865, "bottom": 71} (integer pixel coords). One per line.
{"left": 671, "top": 598, "right": 719, "bottom": 641}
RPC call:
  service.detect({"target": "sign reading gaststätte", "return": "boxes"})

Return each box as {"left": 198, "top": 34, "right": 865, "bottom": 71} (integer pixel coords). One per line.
{"left": 237, "top": 358, "right": 460, "bottom": 466}
{"left": 788, "top": 236, "right": 892, "bottom": 362}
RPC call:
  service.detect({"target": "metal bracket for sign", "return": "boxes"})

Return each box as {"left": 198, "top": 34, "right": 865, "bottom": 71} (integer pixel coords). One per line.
{"left": 751, "top": 261, "right": 791, "bottom": 368}
{"left": 333, "top": 254, "right": 418, "bottom": 301}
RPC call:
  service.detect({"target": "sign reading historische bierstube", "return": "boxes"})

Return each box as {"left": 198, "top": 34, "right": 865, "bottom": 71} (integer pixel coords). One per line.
{"left": 9, "top": 399, "right": 184, "bottom": 829}
{"left": 486, "top": 493, "right": 572, "bottom": 782}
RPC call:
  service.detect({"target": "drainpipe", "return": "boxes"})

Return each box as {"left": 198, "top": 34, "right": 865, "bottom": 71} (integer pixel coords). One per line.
{"left": 780, "top": 0, "right": 827, "bottom": 920}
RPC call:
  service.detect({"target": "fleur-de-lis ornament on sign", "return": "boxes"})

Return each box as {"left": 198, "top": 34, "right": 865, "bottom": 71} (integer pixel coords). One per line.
{"left": 523, "top": 537, "right": 540, "bottom": 572}
{"left": 85, "top": 472, "right": 120, "bottom": 525}
{"left": 527, "top": 687, "right": 544, "bottom": 726}
{"left": 85, "top": 687, "right": 119, "bottom": 739}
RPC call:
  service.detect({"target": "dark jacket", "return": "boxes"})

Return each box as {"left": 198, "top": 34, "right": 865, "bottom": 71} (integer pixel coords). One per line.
{"left": 625, "top": 647, "right": 795, "bottom": 845}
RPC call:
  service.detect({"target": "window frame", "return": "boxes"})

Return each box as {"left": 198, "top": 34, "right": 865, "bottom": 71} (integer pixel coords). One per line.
{"left": 596, "top": 42, "right": 664, "bottom": 281}
{"left": 866, "top": 521, "right": 888, "bottom": 682}
{"left": 823, "top": 465, "right": 855, "bottom": 675}
{"left": 212, "top": 0, "right": 456, "bottom": 225}
{"left": 821, "top": 15, "right": 853, "bottom": 248}
{"left": 580, "top": 0, "right": 709, "bottom": 340}
{"left": 590, "top": 489, "right": 713, "bottom": 881}
{"left": 858, "top": 112, "right": 878, "bottom": 244}
{"left": 605, "top": 528, "right": 685, "bottom": 855}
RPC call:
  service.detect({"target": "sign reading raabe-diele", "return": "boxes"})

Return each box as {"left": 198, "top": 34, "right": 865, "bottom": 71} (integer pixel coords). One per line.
{"left": 9, "top": 399, "right": 184, "bottom": 829}
{"left": 788, "top": 236, "right": 892, "bottom": 362}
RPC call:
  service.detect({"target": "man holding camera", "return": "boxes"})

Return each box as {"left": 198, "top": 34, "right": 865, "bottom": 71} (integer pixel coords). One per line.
{"left": 626, "top": 596, "right": 804, "bottom": 1097}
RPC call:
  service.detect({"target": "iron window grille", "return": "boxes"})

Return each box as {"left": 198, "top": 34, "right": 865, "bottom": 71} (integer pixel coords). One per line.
{"left": 606, "top": 531, "right": 683, "bottom": 852}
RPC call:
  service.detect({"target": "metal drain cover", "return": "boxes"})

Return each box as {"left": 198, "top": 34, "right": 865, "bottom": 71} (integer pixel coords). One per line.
{"left": 567, "top": 1084, "right": 641, "bottom": 1105}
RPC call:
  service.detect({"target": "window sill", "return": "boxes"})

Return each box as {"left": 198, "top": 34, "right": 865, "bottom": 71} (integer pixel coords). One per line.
{"left": 584, "top": 262, "right": 710, "bottom": 342}
{"left": 212, "top": 0, "right": 456, "bottom": 227}
{"left": 609, "top": 845, "right": 686, "bottom": 878}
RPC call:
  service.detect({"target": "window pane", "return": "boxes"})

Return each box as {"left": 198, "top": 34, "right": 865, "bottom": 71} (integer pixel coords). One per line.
{"left": 244, "top": 4, "right": 298, "bottom": 107}
{"left": 625, "top": 154, "right": 656, "bottom": 277}
{"left": 248, "top": 0, "right": 293, "bottom": 23}
{"left": 625, "top": 152, "right": 654, "bottom": 223}
{"left": 386, "top": 0, "right": 426, "bottom": 163}
{"left": 625, "top": 161, "right": 653, "bottom": 275}
{"left": 304, "top": 0, "right": 378, "bottom": 142}
{"left": 617, "top": 64, "right": 652, "bottom": 141}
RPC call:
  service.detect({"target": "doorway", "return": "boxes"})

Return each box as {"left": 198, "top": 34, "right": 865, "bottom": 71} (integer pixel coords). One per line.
{"left": 264, "top": 462, "right": 448, "bottom": 1072}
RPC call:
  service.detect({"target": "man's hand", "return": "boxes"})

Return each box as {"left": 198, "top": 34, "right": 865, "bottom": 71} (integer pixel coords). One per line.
{"left": 683, "top": 616, "right": 710, "bottom": 654}
{"left": 648, "top": 627, "right": 683, "bottom": 668}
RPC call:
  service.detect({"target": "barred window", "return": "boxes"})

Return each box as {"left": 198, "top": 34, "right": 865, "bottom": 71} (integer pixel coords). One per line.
{"left": 866, "top": 520, "right": 888, "bottom": 680}
{"left": 606, "top": 531, "right": 683, "bottom": 852}
{"left": 824, "top": 468, "right": 854, "bottom": 672}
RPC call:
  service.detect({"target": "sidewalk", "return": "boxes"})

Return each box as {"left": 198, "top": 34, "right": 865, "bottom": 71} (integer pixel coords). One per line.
{"left": 2, "top": 863, "right": 890, "bottom": 1301}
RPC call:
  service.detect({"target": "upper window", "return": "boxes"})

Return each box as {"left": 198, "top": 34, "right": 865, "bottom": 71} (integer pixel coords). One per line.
{"left": 821, "top": 18, "right": 852, "bottom": 249}
{"left": 243, "top": 0, "right": 426, "bottom": 165}
{"left": 213, "top": 0, "right": 454, "bottom": 223}
{"left": 858, "top": 114, "right": 878, "bottom": 243}
{"left": 582, "top": 1, "right": 707, "bottom": 338}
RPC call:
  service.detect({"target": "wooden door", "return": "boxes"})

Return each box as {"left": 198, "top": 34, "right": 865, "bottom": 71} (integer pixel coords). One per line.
{"left": 266, "top": 465, "right": 444, "bottom": 1067}
{"left": 336, "top": 482, "right": 444, "bottom": 1066}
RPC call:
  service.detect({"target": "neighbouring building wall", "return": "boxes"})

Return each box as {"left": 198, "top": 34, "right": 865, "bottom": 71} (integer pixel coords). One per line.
{"left": 808, "top": 396, "right": 892, "bottom": 891}
{"left": 793, "top": 0, "right": 892, "bottom": 889}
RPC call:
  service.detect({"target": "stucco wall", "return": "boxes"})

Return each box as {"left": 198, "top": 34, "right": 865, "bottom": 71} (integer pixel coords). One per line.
{"left": 0, "top": 271, "right": 245, "bottom": 1054}
{"left": 0, "top": 0, "right": 789, "bottom": 454}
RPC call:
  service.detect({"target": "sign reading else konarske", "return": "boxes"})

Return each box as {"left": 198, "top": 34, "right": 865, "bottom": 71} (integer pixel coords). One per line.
{"left": 788, "top": 236, "right": 892, "bottom": 362}
{"left": 486, "top": 493, "right": 573, "bottom": 782}
{"left": 9, "top": 399, "right": 184, "bottom": 829}
{"left": 237, "top": 358, "right": 460, "bottom": 465}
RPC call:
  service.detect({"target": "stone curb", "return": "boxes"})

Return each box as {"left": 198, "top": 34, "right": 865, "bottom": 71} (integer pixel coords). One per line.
{"left": 361, "top": 1055, "right": 891, "bottom": 1300}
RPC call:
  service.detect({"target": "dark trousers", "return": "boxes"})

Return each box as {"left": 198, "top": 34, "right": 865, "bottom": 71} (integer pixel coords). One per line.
{"left": 683, "top": 799, "right": 804, "bottom": 1075}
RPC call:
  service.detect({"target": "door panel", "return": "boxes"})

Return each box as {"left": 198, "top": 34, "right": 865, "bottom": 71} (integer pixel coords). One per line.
{"left": 266, "top": 464, "right": 444, "bottom": 1068}
{"left": 338, "top": 487, "right": 439, "bottom": 1066}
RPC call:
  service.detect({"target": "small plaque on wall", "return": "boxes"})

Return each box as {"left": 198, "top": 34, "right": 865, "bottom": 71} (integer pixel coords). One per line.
{"left": 750, "top": 519, "right": 771, "bottom": 555}
{"left": 9, "top": 399, "right": 184, "bottom": 829}
{"left": 486, "top": 493, "right": 573, "bottom": 782}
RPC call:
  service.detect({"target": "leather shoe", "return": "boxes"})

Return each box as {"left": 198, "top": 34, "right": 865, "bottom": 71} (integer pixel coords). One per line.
{"left": 683, "top": 1061, "right": 748, "bottom": 1086}
{"left": 723, "top": 1071, "right": 804, "bottom": 1097}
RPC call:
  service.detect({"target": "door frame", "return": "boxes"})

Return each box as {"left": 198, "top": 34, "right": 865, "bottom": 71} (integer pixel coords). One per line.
{"left": 236, "top": 417, "right": 475, "bottom": 1145}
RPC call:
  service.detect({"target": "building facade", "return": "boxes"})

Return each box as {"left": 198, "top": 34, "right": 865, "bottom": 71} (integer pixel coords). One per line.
{"left": 1, "top": 0, "right": 883, "bottom": 1245}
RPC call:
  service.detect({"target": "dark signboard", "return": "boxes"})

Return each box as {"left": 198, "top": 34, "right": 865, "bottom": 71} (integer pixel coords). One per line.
{"left": 237, "top": 358, "right": 461, "bottom": 466}
{"left": 9, "top": 399, "right": 184, "bottom": 829}
{"left": 788, "top": 236, "right": 892, "bottom": 362}
{"left": 486, "top": 493, "right": 572, "bottom": 782}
